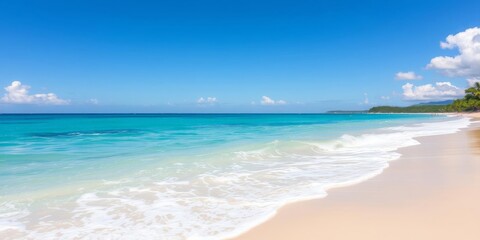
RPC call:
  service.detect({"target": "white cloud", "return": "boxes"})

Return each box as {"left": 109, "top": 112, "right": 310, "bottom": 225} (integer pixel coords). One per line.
{"left": 261, "top": 96, "right": 275, "bottom": 105}
{"left": 427, "top": 27, "right": 480, "bottom": 84}
{"left": 402, "top": 82, "right": 464, "bottom": 101}
{"left": 197, "top": 97, "right": 217, "bottom": 104}
{"left": 1, "top": 81, "right": 69, "bottom": 105}
{"left": 260, "top": 96, "right": 287, "bottom": 105}
{"left": 395, "top": 71, "right": 423, "bottom": 80}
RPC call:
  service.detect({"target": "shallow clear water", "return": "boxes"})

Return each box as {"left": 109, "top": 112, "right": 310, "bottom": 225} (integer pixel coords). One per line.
{"left": 0, "top": 114, "right": 470, "bottom": 239}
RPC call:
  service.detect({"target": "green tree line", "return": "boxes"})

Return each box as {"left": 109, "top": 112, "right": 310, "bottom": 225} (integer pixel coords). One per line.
{"left": 445, "top": 82, "right": 480, "bottom": 112}
{"left": 369, "top": 105, "right": 451, "bottom": 113}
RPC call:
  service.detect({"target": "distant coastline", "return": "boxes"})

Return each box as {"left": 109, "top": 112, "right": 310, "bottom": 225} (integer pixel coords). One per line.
{"left": 368, "top": 105, "right": 451, "bottom": 113}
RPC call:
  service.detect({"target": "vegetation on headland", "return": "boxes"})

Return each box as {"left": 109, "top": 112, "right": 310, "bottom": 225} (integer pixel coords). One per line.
{"left": 369, "top": 105, "right": 450, "bottom": 113}
{"left": 369, "top": 82, "right": 480, "bottom": 113}
{"left": 445, "top": 82, "right": 480, "bottom": 112}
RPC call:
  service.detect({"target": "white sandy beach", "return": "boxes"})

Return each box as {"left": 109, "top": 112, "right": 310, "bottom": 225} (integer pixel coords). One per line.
{"left": 235, "top": 113, "right": 480, "bottom": 240}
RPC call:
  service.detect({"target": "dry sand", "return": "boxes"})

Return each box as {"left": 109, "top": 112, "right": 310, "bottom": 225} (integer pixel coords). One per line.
{"left": 235, "top": 116, "right": 480, "bottom": 240}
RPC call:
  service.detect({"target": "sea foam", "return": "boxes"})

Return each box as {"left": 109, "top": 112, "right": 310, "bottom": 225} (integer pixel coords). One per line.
{"left": 0, "top": 116, "right": 471, "bottom": 240}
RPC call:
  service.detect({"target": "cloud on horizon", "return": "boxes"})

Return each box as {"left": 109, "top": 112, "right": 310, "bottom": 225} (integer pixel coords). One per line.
{"left": 197, "top": 97, "right": 217, "bottom": 104}
{"left": 427, "top": 27, "right": 480, "bottom": 84}
{"left": 1, "top": 81, "right": 69, "bottom": 105}
{"left": 402, "top": 82, "right": 464, "bottom": 101}
{"left": 260, "top": 96, "right": 286, "bottom": 105}
{"left": 395, "top": 71, "right": 423, "bottom": 80}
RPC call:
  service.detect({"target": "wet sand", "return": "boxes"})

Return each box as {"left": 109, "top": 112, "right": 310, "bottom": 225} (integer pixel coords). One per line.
{"left": 235, "top": 117, "right": 480, "bottom": 240}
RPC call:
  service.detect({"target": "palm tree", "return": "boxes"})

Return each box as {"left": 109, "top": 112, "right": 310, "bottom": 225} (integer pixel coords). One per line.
{"left": 465, "top": 82, "right": 480, "bottom": 100}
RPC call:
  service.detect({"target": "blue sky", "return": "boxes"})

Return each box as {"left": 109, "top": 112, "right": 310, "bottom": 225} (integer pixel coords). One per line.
{"left": 0, "top": 0, "right": 479, "bottom": 113}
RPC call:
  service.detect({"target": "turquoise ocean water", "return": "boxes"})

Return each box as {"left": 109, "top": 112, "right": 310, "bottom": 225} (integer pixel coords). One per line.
{"left": 0, "top": 114, "right": 470, "bottom": 239}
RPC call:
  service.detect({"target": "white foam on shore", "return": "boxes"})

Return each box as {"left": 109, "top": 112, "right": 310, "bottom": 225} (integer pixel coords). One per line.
{"left": 0, "top": 117, "right": 471, "bottom": 240}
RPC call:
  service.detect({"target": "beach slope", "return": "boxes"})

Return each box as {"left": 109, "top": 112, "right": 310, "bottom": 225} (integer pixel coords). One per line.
{"left": 235, "top": 120, "right": 480, "bottom": 240}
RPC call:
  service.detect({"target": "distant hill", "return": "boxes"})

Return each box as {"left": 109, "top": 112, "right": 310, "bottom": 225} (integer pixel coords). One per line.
{"left": 368, "top": 105, "right": 452, "bottom": 113}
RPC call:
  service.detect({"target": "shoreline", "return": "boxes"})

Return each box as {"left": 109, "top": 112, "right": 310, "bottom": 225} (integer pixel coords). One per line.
{"left": 233, "top": 113, "right": 480, "bottom": 240}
